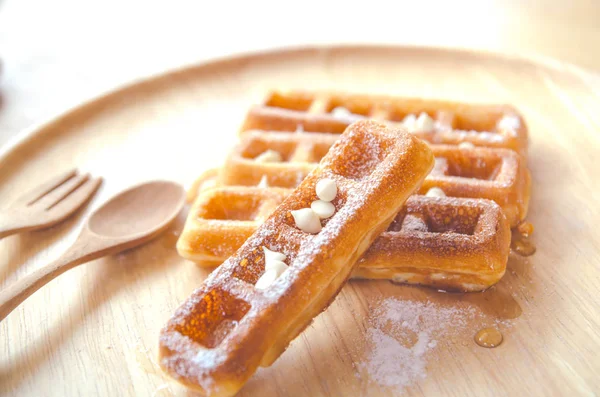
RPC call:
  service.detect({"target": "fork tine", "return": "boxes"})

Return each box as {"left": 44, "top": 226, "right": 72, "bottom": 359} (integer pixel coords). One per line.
{"left": 47, "top": 177, "right": 103, "bottom": 213}
{"left": 36, "top": 173, "right": 90, "bottom": 210}
{"left": 20, "top": 169, "right": 78, "bottom": 205}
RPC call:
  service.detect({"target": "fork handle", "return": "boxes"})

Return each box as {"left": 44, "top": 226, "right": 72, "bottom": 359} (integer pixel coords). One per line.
{"left": 0, "top": 217, "right": 32, "bottom": 239}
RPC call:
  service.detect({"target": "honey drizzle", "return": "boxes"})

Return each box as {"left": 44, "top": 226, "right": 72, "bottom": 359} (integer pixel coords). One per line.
{"left": 474, "top": 327, "right": 503, "bottom": 348}
{"left": 511, "top": 221, "right": 536, "bottom": 257}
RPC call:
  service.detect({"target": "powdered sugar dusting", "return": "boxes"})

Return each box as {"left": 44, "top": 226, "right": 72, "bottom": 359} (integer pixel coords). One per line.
{"left": 361, "top": 328, "right": 429, "bottom": 390}
{"left": 359, "top": 297, "right": 513, "bottom": 393}
{"left": 159, "top": 331, "right": 221, "bottom": 393}
{"left": 372, "top": 298, "right": 476, "bottom": 336}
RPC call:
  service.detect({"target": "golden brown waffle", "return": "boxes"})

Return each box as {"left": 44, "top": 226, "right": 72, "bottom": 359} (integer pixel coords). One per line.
{"left": 178, "top": 186, "right": 510, "bottom": 292}
{"left": 214, "top": 131, "right": 530, "bottom": 226}
{"left": 241, "top": 91, "right": 528, "bottom": 154}
{"left": 160, "top": 120, "right": 434, "bottom": 396}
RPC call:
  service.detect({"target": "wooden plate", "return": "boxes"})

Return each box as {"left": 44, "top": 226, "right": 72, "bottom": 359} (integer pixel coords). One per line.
{"left": 1, "top": 46, "right": 598, "bottom": 396}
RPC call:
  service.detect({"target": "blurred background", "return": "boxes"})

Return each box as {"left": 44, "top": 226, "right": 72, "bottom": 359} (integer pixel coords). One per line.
{"left": 0, "top": 0, "right": 599, "bottom": 146}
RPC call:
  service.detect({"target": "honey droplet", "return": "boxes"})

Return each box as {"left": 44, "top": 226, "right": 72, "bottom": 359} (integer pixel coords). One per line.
{"left": 474, "top": 327, "right": 503, "bottom": 348}
{"left": 516, "top": 221, "right": 534, "bottom": 237}
{"left": 511, "top": 227, "right": 536, "bottom": 257}
{"left": 462, "top": 285, "right": 523, "bottom": 320}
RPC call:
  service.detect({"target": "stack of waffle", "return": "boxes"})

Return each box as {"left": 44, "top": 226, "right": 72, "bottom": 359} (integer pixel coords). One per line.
{"left": 180, "top": 91, "right": 531, "bottom": 292}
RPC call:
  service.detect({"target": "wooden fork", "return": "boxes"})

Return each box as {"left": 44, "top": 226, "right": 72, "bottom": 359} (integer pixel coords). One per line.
{"left": 0, "top": 170, "right": 102, "bottom": 239}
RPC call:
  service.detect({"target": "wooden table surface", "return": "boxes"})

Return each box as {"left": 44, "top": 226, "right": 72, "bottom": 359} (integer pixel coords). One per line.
{"left": 1, "top": 0, "right": 599, "bottom": 145}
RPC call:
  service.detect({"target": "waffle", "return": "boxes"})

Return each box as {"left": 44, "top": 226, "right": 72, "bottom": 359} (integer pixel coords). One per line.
{"left": 212, "top": 131, "right": 530, "bottom": 226}
{"left": 178, "top": 186, "right": 510, "bottom": 292}
{"left": 160, "top": 120, "right": 434, "bottom": 396}
{"left": 241, "top": 91, "right": 528, "bottom": 154}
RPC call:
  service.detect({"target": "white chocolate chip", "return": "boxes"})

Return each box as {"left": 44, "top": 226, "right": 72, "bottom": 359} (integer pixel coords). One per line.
{"left": 263, "top": 246, "right": 286, "bottom": 263}
{"left": 255, "top": 149, "right": 282, "bottom": 163}
{"left": 402, "top": 114, "right": 417, "bottom": 130}
{"left": 331, "top": 106, "right": 352, "bottom": 118}
{"left": 497, "top": 115, "right": 521, "bottom": 132}
{"left": 331, "top": 106, "right": 364, "bottom": 122}
{"left": 426, "top": 187, "right": 446, "bottom": 198}
{"left": 316, "top": 178, "right": 337, "bottom": 202}
{"left": 291, "top": 208, "right": 322, "bottom": 234}
{"left": 311, "top": 200, "right": 335, "bottom": 219}
{"left": 257, "top": 175, "right": 269, "bottom": 188}
{"left": 265, "top": 259, "right": 288, "bottom": 275}
{"left": 458, "top": 142, "right": 475, "bottom": 149}
{"left": 255, "top": 269, "right": 279, "bottom": 290}
{"left": 415, "top": 112, "right": 435, "bottom": 132}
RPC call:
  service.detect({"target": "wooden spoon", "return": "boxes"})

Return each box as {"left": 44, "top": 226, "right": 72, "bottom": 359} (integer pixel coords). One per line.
{"left": 0, "top": 181, "right": 185, "bottom": 321}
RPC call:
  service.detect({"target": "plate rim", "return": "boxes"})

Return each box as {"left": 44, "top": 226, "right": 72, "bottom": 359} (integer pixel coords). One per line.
{"left": 1, "top": 43, "right": 598, "bottom": 165}
{"left": 1, "top": 43, "right": 599, "bottom": 395}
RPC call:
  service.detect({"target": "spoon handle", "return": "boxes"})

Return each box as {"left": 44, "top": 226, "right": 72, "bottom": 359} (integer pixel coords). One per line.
{"left": 0, "top": 233, "right": 116, "bottom": 322}
{"left": 0, "top": 248, "right": 86, "bottom": 321}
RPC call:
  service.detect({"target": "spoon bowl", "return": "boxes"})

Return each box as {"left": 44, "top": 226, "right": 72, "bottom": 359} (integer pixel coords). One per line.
{"left": 88, "top": 181, "right": 185, "bottom": 238}
{"left": 0, "top": 180, "right": 185, "bottom": 321}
